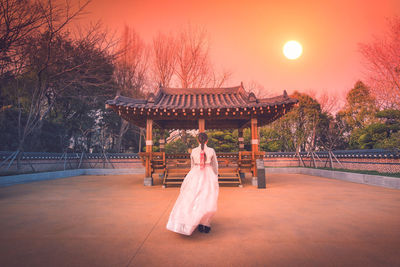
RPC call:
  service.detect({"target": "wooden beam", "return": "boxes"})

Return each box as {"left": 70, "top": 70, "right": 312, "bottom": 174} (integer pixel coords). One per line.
{"left": 156, "top": 119, "right": 248, "bottom": 130}
{"left": 156, "top": 120, "right": 198, "bottom": 130}
{"left": 207, "top": 119, "right": 247, "bottom": 130}
{"left": 199, "top": 118, "right": 205, "bottom": 132}
{"left": 239, "top": 120, "right": 251, "bottom": 130}
{"left": 152, "top": 120, "right": 163, "bottom": 129}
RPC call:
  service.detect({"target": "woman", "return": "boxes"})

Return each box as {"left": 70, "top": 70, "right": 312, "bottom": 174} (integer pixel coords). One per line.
{"left": 166, "top": 132, "right": 219, "bottom": 235}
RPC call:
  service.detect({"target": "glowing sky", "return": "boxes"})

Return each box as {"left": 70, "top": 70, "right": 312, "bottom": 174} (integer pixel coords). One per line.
{"left": 80, "top": 0, "right": 400, "bottom": 98}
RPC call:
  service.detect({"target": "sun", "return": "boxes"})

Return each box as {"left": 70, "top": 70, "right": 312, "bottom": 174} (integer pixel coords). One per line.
{"left": 283, "top": 40, "right": 303, "bottom": 60}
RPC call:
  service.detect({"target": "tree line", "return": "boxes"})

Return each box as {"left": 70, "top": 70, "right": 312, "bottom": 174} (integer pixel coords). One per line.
{"left": 0, "top": 1, "right": 399, "bottom": 154}
{"left": 164, "top": 81, "right": 399, "bottom": 153}
{"left": 0, "top": 0, "right": 229, "bottom": 154}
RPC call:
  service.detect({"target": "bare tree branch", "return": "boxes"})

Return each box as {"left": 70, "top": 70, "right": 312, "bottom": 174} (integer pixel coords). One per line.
{"left": 359, "top": 17, "right": 400, "bottom": 109}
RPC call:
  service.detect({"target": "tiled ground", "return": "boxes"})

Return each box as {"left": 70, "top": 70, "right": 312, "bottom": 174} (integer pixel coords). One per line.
{"left": 0, "top": 173, "right": 399, "bottom": 266}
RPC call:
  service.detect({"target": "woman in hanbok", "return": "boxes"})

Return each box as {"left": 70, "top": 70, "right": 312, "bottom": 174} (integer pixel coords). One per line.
{"left": 166, "top": 132, "right": 219, "bottom": 235}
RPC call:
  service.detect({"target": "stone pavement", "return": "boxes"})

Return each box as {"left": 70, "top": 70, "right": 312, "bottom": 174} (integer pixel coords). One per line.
{"left": 0, "top": 173, "right": 399, "bottom": 266}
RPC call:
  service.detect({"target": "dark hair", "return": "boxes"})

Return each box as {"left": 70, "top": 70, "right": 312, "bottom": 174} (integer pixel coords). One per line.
{"left": 198, "top": 132, "right": 208, "bottom": 160}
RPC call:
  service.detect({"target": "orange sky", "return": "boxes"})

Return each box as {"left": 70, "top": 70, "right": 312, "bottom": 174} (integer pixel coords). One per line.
{"left": 79, "top": 0, "right": 399, "bottom": 100}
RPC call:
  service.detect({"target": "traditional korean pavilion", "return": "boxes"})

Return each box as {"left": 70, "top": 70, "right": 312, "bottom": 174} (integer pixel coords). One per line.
{"left": 106, "top": 83, "right": 298, "bottom": 187}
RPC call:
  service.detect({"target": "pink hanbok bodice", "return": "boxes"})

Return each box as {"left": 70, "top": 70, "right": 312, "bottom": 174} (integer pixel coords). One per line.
{"left": 190, "top": 144, "right": 218, "bottom": 175}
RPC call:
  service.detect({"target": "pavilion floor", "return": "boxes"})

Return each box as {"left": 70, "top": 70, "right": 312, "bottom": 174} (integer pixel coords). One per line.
{"left": 0, "top": 173, "right": 399, "bottom": 266}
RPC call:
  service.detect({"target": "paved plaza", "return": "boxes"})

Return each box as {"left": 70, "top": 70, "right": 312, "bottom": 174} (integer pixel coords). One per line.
{"left": 0, "top": 173, "right": 399, "bottom": 266}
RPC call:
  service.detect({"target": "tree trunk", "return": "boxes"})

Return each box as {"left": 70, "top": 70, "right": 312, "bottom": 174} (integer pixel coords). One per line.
{"left": 138, "top": 128, "right": 143, "bottom": 153}
{"left": 116, "top": 119, "right": 129, "bottom": 153}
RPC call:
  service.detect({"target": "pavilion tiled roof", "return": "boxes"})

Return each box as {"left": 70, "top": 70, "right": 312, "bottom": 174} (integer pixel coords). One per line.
{"left": 105, "top": 84, "right": 298, "bottom": 129}
{"left": 106, "top": 85, "right": 297, "bottom": 110}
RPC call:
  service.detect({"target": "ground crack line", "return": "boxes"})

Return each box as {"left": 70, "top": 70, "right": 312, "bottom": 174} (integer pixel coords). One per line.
{"left": 126, "top": 196, "right": 174, "bottom": 267}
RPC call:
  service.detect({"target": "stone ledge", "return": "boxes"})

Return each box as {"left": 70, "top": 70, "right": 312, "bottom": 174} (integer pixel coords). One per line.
{"left": 0, "top": 168, "right": 145, "bottom": 187}
{"left": 2, "top": 167, "right": 399, "bottom": 190}
{"left": 266, "top": 167, "right": 400, "bottom": 190}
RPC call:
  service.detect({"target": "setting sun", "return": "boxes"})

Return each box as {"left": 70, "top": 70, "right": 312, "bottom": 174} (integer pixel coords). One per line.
{"left": 283, "top": 41, "right": 303, "bottom": 60}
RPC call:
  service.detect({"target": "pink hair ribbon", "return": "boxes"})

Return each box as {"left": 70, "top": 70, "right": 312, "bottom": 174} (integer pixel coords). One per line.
{"left": 200, "top": 150, "right": 205, "bottom": 169}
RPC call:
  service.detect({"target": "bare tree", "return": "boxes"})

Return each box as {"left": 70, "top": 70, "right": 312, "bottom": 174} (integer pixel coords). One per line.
{"left": 359, "top": 17, "right": 400, "bottom": 109}
{"left": 209, "top": 67, "right": 232, "bottom": 88}
{"left": 0, "top": 0, "right": 122, "bottom": 166}
{"left": 14, "top": 0, "right": 91, "bottom": 152}
{"left": 115, "top": 25, "right": 148, "bottom": 96}
{"left": 149, "top": 25, "right": 231, "bottom": 90}
{"left": 302, "top": 89, "right": 342, "bottom": 115}
{"left": 0, "top": 0, "right": 45, "bottom": 76}
{"left": 245, "top": 81, "right": 273, "bottom": 98}
{"left": 113, "top": 25, "right": 148, "bottom": 152}
{"left": 317, "top": 115, "right": 347, "bottom": 168}
{"left": 172, "top": 25, "right": 231, "bottom": 88}
{"left": 152, "top": 32, "right": 176, "bottom": 87}
{"left": 148, "top": 25, "right": 231, "bottom": 147}
{"left": 317, "top": 92, "right": 341, "bottom": 115}
{"left": 174, "top": 26, "right": 211, "bottom": 88}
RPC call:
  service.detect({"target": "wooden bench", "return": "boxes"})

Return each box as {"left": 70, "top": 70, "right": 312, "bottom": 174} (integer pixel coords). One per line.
{"left": 162, "top": 154, "right": 242, "bottom": 187}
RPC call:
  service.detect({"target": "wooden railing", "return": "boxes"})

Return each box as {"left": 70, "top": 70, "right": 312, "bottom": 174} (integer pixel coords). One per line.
{"left": 138, "top": 151, "right": 266, "bottom": 178}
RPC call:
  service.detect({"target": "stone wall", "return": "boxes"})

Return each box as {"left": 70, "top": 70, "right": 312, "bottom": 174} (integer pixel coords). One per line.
{"left": 266, "top": 167, "right": 400, "bottom": 189}
{"left": 264, "top": 150, "right": 400, "bottom": 173}
{"left": 0, "top": 152, "right": 143, "bottom": 176}
{"left": 1, "top": 150, "right": 399, "bottom": 176}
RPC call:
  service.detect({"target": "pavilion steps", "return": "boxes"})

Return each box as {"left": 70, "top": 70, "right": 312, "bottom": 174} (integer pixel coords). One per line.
{"left": 218, "top": 168, "right": 242, "bottom": 187}
{"left": 163, "top": 167, "right": 242, "bottom": 188}
{"left": 162, "top": 168, "right": 188, "bottom": 187}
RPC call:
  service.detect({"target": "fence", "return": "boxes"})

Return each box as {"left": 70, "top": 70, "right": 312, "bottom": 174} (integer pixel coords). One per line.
{"left": 264, "top": 149, "right": 400, "bottom": 173}
{"left": 0, "top": 151, "right": 142, "bottom": 175}
{"left": 1, "top": 149, "right": 399, "bottom": 176}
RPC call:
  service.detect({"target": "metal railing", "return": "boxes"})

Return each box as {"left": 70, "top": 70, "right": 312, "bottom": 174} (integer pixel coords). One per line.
{"left": 264, "top": 149, "right": 400, "bottom": 159}
{"left": 0, "top": 151, "right": 140, "bottom": 160}
{"left": 1, "top": 149, "right": 399, "bottom": 161}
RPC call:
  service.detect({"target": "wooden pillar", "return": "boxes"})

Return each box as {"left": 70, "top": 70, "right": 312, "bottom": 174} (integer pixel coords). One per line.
{"left": 144, "top": 119, "right": 153, "bottom": 186}
{"left": 159, "top": 131, "right": 165, "bottom": 152}
{"left": 238, "top": 128, "right": 245, "bottom": 182}
{"left": 238, "top": 129, "right": 244, "bottom": 151}
{"left": 251, "top": 118, "right": 259, "bottom": 153}
{"left": 251, "top": 117, "right": 259, "bottom": 185}
{"left": 146, "top": 119, "right": 153, "bottom": 153}
{"left": 159, "top": 130, "right": 166, "bottom": 180}
{"left": 199, "top": 118, "right": 205, "bottom": 133}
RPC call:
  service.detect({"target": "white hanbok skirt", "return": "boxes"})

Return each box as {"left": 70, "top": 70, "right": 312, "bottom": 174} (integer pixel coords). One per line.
{"left": 166, "top": 165, "right": 219, "bottom": 235}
